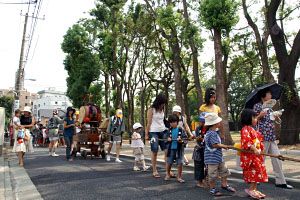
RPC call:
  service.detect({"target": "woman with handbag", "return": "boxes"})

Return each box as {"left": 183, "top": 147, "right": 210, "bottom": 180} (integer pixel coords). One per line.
{"left": 20, "top": 106, "right": 34, "bottom": 154}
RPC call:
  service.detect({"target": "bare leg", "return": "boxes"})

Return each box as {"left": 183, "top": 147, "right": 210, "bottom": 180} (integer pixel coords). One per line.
{"left": 18, "top": 152, "right": 23, "bottom": 166}
{"left": 49, "top": 141, "right": 53, "bottom": 152}
{"left": 177, "top": 164, "right": 183, "bottom": 181}
{"left": 249, "top": 182, "right": 257, "bottom": 191}
{"left": 152, "top": 152, "right": 158, "bottom": 175}
{"left": 116, "top": 142, "right": 121, "bottom": 158}
{"left": 221, "top": 176, "right": 228, "bottom": 187}
{"left": 107, "top": 143, "right": 113, "bottom": 155}
{"left": 165, "top": 164, "right": 172, "bottom": 179}
{"left": 142, "top": 159, "right": 146, "bottom": 168}
{"left": 53, "top": 140, "right": 58, "bottom": 152}
{"left": 134, "top": 160, "right": 138, "bottom": 167}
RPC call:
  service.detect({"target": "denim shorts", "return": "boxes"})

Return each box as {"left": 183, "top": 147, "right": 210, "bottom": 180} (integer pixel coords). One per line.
{"left": 149, "top": 131, "right": 167, "bottom": 152}
{"left": 167, "top": 149, "right": 183, "bottom": 165}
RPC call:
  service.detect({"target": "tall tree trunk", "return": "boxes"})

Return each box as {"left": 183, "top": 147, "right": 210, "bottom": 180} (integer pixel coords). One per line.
{"left": 112, "top": 8, "right": 121, "bottom": 108}
{"left": 214, "top": 29, "right": 233, "bottom": 145}
{"left": 104, "top": 72, "right": 110, "bottom": 118}
{"left": 267, "top": 0, "right": 300, "bottom": 144}
{"left": 242, "top": 0, "right": 274, "bottom": 83}
{"left": 182, "top": 0, "right": 203, "bottom": 109}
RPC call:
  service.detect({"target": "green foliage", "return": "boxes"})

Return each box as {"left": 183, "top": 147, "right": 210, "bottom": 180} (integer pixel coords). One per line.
{"left": 61, "top": 24, "right": 101, "bottom": 108}
{"left": 0, "top": 96, "right": 14, "bottom": 125}
{"left": 198, "top": 0, "right": 240, "bottom": 31}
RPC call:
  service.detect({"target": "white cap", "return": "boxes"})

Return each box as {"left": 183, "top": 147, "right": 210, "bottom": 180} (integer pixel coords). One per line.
{"left": 23, "top": 106, "right": 32, "bottom": 113}
{"left": 204, "top": 112, "right": 222, "bottom": 126}
{"left": 133, "top": 123, "right": 143, "bottom": 130}
{"left": 172, "top": 105, "right": 181, "bottom": 113}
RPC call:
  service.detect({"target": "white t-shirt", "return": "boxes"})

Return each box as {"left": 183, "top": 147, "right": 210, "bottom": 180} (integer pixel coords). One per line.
{"left": 13, "top": 116, "right": 20, "bottom": 129}
{"left": 131, "top": 132, "right": 144, "bottom": 148}
{"left": 149, "top": 108, "right": 166, "bottom": 132}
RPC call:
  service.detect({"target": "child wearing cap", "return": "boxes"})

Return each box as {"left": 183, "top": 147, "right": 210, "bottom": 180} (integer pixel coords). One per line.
{"left": 204, "top": 113, "right": 235, "bottom": 196}
{"left": 192, "top": 112, "right": 208, "bottom": 188}
{"left": 131, "top": 123, "right": 150, "bottom": 171}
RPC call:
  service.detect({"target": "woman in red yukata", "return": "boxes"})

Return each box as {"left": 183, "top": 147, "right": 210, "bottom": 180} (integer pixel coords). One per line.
{"left": 240, "top": 109, "right": 268, "bottom": 199}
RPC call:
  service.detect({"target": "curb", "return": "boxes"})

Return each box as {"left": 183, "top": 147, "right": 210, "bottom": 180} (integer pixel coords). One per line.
{"left": 2, "top": 142, "right": 43, "bottom": 200}
{"left": 114, "top": 152, "right": 300, "bottom": 189}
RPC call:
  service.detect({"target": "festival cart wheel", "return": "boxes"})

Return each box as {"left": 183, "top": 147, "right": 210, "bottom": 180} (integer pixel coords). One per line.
{"left": 100, "top": 149, "right": 106, "bottom": 159}
{"left": 81, "top": 150, "right": 88, "bottom": 159}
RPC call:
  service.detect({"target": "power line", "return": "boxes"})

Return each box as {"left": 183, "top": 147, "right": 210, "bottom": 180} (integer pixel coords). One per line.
{"left": 0, "top": 1, "right": 36, "bottom": 4}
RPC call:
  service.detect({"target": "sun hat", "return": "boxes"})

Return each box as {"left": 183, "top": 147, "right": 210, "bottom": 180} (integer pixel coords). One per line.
{"left": 116, "top": 109, "right": 123, "bottom": 118}
{"left": 23, "top": 106, "right": 32, "bottom": 113}
{"left": 133, "top": 123, "right": 143, "bottom": 130}
{"left": 172, "top": 105, "right": 181, "bottom": 113}
{"left": 204, "top": 112, "right": 222, "bottom": 126}
{"left": 199, "top": 112, "right": 207, "bottom": 122}
{"left": 66, "top": 107, "right": 75, "bottom": 116}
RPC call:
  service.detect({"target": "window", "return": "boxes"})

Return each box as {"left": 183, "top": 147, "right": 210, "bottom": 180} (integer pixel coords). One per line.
{"left": 25, "top": 96, "right": 28, "bottom": 99}
{"left": 55, "top": 101, "right": 58, "bottom": 104}
{"left": 25, "top": 103, "right": 28, "bottom": 106}
{"left": 31, "top": 102, "right": 33, "bottom": 105}
{"left": 38, "top": 104, "right": 40, "bottom": 107}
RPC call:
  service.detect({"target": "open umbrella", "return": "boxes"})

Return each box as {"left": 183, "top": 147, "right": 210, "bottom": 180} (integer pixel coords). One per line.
{"left": 245, "top": 83, "right": 284, "bottom": 109}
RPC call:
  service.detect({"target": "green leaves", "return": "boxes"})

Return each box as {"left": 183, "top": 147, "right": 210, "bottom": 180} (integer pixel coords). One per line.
{"left": 198, "top": 0, "right": 240, "bottom": 31}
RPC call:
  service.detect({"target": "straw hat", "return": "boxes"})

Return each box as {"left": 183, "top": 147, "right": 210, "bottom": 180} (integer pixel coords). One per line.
{"left": 23, "top": 106, "right": 32, "bottom": 113}
{"left": 133, "top": 123, "right": 142, "bottom": 130}
{"left": 204, "top": 112, "right": 222, "bottom": 126}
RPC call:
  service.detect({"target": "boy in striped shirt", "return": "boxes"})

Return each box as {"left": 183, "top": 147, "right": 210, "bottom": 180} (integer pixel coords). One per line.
{"left": 204, "top": 113, "right": 235, "bottom": 196}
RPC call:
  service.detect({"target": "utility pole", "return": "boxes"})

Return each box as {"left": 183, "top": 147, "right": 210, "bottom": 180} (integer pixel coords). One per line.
{"left": 14, "top": 13, "right": 29, "bottom": 109}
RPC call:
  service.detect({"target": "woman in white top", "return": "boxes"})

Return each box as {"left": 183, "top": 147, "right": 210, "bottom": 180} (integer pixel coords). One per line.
{"left": 145, "top": 94, "right": 168, "bottom": 178}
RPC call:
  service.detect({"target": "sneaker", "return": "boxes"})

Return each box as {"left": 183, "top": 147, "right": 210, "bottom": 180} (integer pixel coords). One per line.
{"left": 115, "top": 158, "right": 122, "bottom": 163}
{"left": 133, "top": 166, "right": 140, "bottom": 171}
{"left": 52, "top": 152, "right": 59, "bottom": 157}
{"left": 106, "top": 155, "right": 111, "bottom": 161}
{"left": 143, "top": 165, "right": 150, "bottom": 171}
{"left": 49, "top": 152, "right": 52, "bottom": 156}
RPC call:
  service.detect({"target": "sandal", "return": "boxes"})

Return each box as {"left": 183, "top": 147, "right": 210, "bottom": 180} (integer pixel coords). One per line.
{"left": 164, "top": 176, "right": 170, "bottom": 181}
{"left": 153, "top": 174, "right": 161, "bottom": 178}
{"left": 245, "top": 189, "right": 261, "bottom": 199}
{"left": 221, "top": 185, "right": 236, "bottom": 192}
{"left": 255, "top": 190, "right": 266, "bottom": 198}
{"left": 210, "top": 188, "right": 222, "bottom": 196}
{"left": 177, "top": 179, "right": 185, "bottom": 183}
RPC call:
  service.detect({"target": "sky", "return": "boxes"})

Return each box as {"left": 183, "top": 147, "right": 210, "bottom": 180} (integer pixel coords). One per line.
{"left": 0, "top": 0, "right": 299, "bottom": 95}
{"left": 0, "top": 0, "right": 95, "bottom": 93}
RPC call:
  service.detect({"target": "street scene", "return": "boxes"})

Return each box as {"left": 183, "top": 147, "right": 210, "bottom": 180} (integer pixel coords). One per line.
{"left": 1, "top": 0, "right": 300, "bottom": 200}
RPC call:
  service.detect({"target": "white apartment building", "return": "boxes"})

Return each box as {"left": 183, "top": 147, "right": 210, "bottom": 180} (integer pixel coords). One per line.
{"left": 33, "top": 88, "right": 72, "bottom": 123}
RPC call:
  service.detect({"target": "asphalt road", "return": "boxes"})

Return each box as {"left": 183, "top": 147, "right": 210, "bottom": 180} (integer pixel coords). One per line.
{"left": 23, "top": 147, "right": 299, "bottom": 200}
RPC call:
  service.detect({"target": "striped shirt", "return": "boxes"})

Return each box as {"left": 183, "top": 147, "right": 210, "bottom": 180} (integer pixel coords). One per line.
{"left": 204, "top": 129, "right": 224, "bottom": 164}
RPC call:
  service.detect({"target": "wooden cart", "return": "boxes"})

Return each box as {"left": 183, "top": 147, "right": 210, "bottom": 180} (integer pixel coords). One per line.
{"left": 72, "top": 103, "right": 108, "bottom": 159}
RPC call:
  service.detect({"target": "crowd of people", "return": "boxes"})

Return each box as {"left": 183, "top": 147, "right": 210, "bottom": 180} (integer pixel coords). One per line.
{"left": 11, "top": 86, "right": 293, "bottom": 199}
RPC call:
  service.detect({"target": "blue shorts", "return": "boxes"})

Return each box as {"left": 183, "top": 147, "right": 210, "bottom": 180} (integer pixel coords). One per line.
{"left": 167, "top": 149, "right": 183, "bottom": 165}
{"left": 149, "top": 131, "right": 167, "bottom": 152}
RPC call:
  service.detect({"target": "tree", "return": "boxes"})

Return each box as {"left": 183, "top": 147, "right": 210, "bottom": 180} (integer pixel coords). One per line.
{"left": 242, "top": 0, "right": 275, "bottom": 83}
{"left": 267, "top": 0, "right": 300, "bottom": 144}
{"left": 61, "top": 24, "right": 101, "bottom": 108}
{"left": 199, "top": 0, "right": 240, "bottom": 144}
{"left": 0, "top": 96, "right": 14, "bottom": 125}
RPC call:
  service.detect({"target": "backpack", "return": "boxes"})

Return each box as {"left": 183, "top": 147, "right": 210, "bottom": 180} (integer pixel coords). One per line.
{"left": 48, "top": 117, "right": 58, "bottom": 129}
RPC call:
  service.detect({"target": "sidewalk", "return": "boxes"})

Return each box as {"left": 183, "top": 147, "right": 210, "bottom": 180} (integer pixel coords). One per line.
{"left": 116, "top": 142, "right": 300, "bottom": 186}
{"left": 0, "top": 141, "right": 42, "bottom": 200}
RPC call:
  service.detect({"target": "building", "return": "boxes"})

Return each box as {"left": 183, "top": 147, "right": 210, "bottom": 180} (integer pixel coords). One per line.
{"left": 0, "top": 88, "right": 39, "bottom": 111}
{"left": 33, "top": 88, "right": 72, "bottom": 123}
